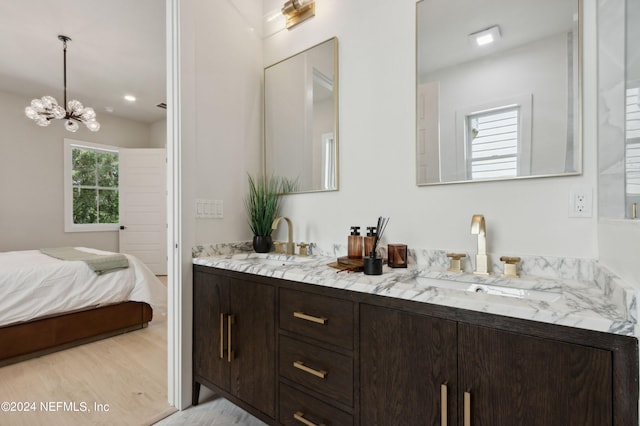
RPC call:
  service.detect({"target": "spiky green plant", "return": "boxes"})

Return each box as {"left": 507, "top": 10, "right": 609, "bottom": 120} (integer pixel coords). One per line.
{"left": 245, "top": 174, "right": 283, "bottom": 236}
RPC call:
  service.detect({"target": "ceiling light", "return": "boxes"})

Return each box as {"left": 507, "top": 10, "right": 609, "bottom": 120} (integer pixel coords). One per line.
{"left": 124, "top": 95, "right": 136, "bottom": 102}
{"left": 469, "top": 25, "right": 501, "bottom": 47}
{"left": 281, "top": 0, "right": 315, "bottom": 30}
{"left": 25, "top": 35, "right": 100, "bottom": 132}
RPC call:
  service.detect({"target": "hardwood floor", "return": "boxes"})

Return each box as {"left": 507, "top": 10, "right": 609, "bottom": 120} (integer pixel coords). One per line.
{"left": 0, "top": 316, "right": 174, "bottom": 426}
{"left": 0, "top": 272, "right": 265, "bottom": 426}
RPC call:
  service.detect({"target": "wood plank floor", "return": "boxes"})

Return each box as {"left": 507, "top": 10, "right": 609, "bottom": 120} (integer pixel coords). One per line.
{"left": 0, "top": 316, "right": 175, "bottom": 426}
{"left": 0, "top": 271, "right": 266, "bottom": 426}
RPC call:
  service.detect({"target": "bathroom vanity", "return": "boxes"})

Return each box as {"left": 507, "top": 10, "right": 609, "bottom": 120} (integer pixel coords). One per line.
{"left": 192, "top": 249, "right": 638, "bottom": 426}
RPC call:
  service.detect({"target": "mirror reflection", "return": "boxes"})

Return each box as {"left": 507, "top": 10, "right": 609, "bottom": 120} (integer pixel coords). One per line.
{"left": 264, "top": 38, "right": 338, "bottom": 193}
{"left": 626, "top": 0, "right": 640, "bottom": 215}
{"left": 416, "top": 0, "right": 581, "bottom": 185}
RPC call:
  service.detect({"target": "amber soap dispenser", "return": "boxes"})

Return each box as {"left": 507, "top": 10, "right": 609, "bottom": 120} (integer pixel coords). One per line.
{"left": 348, "top": 226, "right": 363, "bottom": 259}
{"left": 364, "top": 226, "right": 377, "bottom": 257}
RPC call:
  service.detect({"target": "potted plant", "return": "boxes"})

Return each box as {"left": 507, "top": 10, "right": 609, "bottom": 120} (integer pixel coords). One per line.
{"left": 245, "top": 174, "right": 283, "bottom": 253}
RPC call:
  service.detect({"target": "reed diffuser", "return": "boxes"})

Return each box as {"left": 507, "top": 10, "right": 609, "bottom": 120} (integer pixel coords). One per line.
{"left": 364, "top": 216, "right": 389, "bottom": 275}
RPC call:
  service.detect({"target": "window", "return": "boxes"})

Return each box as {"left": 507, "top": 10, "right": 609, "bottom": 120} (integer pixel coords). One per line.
{"left": 626, "top": 86, "right": 640, "bottom": 196}
{"left": 64, "top": 139, "right": 119, "bottom": 232}
{"left": 467, "top": 106, "right": 519, "bottom": 180}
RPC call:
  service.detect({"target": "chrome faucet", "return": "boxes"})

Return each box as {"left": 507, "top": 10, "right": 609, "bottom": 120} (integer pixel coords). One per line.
{"left": 470, "top": 214, "right": 489, "bottom": 275}
{"left": 272, "top": 216, "right": 295, "bottom": 255}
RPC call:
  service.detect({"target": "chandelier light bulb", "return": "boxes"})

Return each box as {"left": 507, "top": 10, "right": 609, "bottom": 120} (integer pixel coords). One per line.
{"left": 36, "top": 117, "right": 51, "bottom": 127}
{"left": 24, "top": 35, "right": 100, "bottom": 132}
{"left": 65, "top": 120, "right": 79, "bottom": 132}
{"left": 81, "top": 107, "right": 96, "bottom": 121}
{"left": 85, "top": 121, "right": 100, "bottom": 132}
{"left": 25, "top": 106, "right": 39, "bottom": 120}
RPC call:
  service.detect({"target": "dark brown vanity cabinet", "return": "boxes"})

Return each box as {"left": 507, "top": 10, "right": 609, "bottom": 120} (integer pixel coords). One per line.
{"left": 193, "top": 266, "right": 638, "bottom": 426}
{"left": 360, "top": 303, "right": 635, "bottom": 426}
{"left": 193, "top": 267, "right": 276, "bottom": 420}
{"left": 360, "top": 304, "right": 458, "bottom": 425}
{"left": 458, "top": 323, "right": 613, "bottom": 426}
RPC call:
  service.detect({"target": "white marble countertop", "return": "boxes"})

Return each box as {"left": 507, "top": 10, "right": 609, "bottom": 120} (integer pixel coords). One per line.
{"left": 193, "top": 249, "right": 638, "bottom": 338}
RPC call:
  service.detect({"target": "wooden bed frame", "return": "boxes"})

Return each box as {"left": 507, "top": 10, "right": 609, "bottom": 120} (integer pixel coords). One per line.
{"left": 0, "top": 301, "right": 153, "bottom": 366}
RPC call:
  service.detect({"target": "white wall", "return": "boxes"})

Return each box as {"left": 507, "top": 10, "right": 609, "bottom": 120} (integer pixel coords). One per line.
{"left": 150, "top": 118, "right": 167, "bottom": 148}
{"left": 177, "top": 0, "right": 262, "bottom": 408}
{"left": 0, "top": 89, "right": 154, "bottom": 252}
{"left": 426, "top": 33, "right": 571, "bottom": 180}
{"left": 183, "top": 1, "right": 263, "bottom": 247}
{"left": 263, "top": 0, "right": 599, "bottom": 260}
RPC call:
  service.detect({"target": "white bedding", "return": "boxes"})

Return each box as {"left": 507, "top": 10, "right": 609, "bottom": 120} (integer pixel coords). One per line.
{"left": 0, "top": 247, "right": 167, "bottom": 328}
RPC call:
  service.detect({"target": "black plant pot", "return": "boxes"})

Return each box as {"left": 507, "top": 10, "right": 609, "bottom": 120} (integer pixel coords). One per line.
{"left": 252, "top": 235, "right": 273, "bottom": 253}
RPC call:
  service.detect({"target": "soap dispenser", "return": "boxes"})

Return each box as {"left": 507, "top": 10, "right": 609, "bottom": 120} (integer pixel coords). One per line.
{"left": 348, "top": 226, "right": 363, "bottom": 259}
{"left": 364, "top": 226, "right": 377, "bottom": 257}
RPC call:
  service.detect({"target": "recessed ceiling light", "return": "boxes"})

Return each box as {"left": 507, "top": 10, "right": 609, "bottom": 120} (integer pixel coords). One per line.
{"left": 124, "top": 95, "right": 136, "bottom": 102}
{"left": 469, "top": 25, "right": 501, "bottom": 47}
{"left": 105, "top": 106, "right": 114, "bottom": 113}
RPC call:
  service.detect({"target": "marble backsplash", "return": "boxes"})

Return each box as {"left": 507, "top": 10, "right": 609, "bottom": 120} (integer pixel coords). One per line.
{"left": 193, "top": 240, "right": 626, "bottom": 288}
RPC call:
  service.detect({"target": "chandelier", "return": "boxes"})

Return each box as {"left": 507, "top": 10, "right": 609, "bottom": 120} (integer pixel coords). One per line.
{"left": 25, "top": 35, "right": 100, "bottom": 132}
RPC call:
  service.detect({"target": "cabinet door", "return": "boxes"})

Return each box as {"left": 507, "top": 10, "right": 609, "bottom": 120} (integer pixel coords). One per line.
{"left": 360, "top": 304, "right": 458, "bottom": 426}
{"left": 459, "top": 323, "right": 612, "bottom": 426}
{"left": 229, "top": 278, "right": 276, "bottom": 418}
{"left": 193, "top": 271, "right": 230, "bottom": 390}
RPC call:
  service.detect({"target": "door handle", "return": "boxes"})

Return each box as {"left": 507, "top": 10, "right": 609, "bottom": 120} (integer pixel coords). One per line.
{"left": 119, "top": 225, "right": 126, "bottom": 230}
{"left": 227, "top": 314, "right": 234, "bottom": 362}
{"left": 441, "top": 383, "right": 448, "bottom": 426}
{"left": 464, "top": 390, "right": 471, "bottom": 426}
{"left": 219, "top": 313, "right": 224, "bottom": 359}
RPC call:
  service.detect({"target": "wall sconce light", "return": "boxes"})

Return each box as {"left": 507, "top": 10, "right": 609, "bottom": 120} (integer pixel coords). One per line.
{"left": 282, "top": 0, "right": 315, "bottom": 30}
{"left": 468, "top": 25, "right": 501, "bottom": 47}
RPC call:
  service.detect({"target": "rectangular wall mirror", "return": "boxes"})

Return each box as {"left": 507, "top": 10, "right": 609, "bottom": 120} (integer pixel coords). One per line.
{"left": 264, "top": 37, "right": 339, "bottom": 193}
{"left": 416, "top": 0, "right": 582, "bottom": 185}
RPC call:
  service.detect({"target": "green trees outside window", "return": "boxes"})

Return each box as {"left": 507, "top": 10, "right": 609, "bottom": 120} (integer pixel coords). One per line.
{"left": 71, "top": 147, "right": 119, "bottom": 224}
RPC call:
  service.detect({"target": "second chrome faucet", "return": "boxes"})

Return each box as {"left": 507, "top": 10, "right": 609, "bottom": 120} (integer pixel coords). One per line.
{"left": 470, "top": 214, "right": 489, "bottom": 275}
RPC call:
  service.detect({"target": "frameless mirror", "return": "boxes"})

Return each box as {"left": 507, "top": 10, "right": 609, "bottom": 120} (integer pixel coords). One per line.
{"left": 264, "top": 37, "right": 339, "bottom": 193}
{"left": 416, "top": 0, "right": 582, "bottom": 185}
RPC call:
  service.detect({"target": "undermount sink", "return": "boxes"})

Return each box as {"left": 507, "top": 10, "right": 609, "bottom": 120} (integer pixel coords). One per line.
{"left": 416, "top": 277, "right": 563, "bottom": 303}
{"left": 230, "top": 252, "right": 315, "bottom": 266}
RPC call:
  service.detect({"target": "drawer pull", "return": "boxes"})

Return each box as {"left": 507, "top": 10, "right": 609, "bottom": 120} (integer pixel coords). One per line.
{"left": 294, "top": 311, "right": 328, "bottom": 325}
{"left": 294, "top": 411, "right": 326, "bottom": 426}
{"left": 293, "top": 361, "right": 327, "bottom": 379}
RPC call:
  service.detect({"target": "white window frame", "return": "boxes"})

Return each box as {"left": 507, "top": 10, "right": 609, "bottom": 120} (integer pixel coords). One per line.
{"left": 456, "top": 94, "right": 532, "bottom": 180}
{"left": 626, "top": 85, "right": 640, "bottom": 197}
{"left": 64, "top": 138, "right": 120, "bottom": 232}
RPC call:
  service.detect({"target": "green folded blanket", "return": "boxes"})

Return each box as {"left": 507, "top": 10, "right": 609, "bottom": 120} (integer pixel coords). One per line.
{"left": 40, "top": 247, "right": 129, "bottom": 275}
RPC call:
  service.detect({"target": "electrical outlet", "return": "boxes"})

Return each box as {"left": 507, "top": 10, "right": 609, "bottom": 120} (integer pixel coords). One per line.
{"left": 569, "top": 188, "right": 592, "bottom": 218}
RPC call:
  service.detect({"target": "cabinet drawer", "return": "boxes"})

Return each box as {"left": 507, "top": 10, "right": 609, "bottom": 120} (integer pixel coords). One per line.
{"left": 279, "top": 382, "right": 353, "bottom": 426}
{"left": 279, "top": 335, "right": 353, "bottom": 406}
{"left": 280, "top": 288, "right": 353, "bottom": 349}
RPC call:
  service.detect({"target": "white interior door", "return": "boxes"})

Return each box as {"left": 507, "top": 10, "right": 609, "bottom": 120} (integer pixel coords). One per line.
{"left": 119, "top": 148, "right": 167, "bottom": 275}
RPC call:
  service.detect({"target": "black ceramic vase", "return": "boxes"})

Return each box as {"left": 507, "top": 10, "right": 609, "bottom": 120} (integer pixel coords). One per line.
{"left": 252, "top": 235, "right": 273, "bottom": 253}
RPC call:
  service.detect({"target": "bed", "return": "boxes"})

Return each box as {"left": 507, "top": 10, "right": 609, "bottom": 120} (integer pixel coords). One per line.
{"left": 0, "top": 247, "right": 167, "bottom": 366}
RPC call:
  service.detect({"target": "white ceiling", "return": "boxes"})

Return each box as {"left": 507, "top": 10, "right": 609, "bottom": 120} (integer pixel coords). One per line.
{"left": 0, "top": 0, "right": 166, "bottom": 124}
{"left": 418, "top": 0, "right": 578, "bottom": 76}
